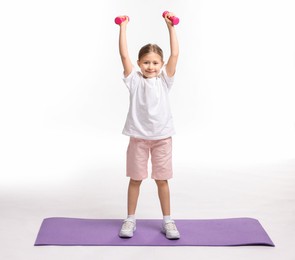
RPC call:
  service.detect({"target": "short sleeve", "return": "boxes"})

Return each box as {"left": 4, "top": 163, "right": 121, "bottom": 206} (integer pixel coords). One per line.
{"left": 122, "top": 68, "right": 140, "bottom": 92}
{"left": 160, "top": 66, "right": 174, "bottom": 90}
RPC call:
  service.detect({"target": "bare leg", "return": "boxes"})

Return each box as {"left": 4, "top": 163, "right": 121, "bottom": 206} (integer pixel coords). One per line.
{"left": 155, "top": 180, "right": 170, "bottom": 216}
{"left": 127, "top": 179, "right": 142, "bottom": 215}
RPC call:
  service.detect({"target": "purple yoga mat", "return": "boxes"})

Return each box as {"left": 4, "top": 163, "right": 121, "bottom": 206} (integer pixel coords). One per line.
{"left": 34, "top": 217, "right": 274, "bottom": 246}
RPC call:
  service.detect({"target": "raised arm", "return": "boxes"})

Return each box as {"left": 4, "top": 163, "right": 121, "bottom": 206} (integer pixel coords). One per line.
{"left": 164, "top": 12, "right": 179, "bottom": 77}
{"left": 118, "top": 16, "right": 133, "bottom": 77}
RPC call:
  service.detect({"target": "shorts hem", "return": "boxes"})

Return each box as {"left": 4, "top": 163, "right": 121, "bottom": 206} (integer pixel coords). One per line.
{"left": 127, "top": 175, "right": 148, "bottom": 181}
{"left": 152, "top": 178, "right": 173, "bottom": 181}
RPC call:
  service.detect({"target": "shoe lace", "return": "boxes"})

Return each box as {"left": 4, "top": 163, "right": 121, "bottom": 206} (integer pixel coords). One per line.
{"left": 122, "top": 220, "right": 134, "bottom": 230}
{"left": 165, "top": 222, "right": 177, "bottom": 231}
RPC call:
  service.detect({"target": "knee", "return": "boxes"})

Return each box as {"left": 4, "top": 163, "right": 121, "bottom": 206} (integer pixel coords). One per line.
{"left": 129, "top": 179, "right": 142, "bottom": 187}
{"left": 155, "top": 179, "right": 168, "bottom": 188}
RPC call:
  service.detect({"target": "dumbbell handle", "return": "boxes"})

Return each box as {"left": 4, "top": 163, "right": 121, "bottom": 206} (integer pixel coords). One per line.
{"left": 162, "top": 11, "right": 179, "bottom": 25}
{"left": 114, "top": 16, "right": 129, "bottom": 25}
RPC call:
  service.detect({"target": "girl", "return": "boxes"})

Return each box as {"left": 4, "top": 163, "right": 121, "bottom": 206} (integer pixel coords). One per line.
{"left": 117, "top": 12, "right": 180, "bottom": 240}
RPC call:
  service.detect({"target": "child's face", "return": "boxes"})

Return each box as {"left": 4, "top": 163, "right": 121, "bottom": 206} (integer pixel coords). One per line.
{"left": 137, "top": 52, "right": 164, "bottom": 78}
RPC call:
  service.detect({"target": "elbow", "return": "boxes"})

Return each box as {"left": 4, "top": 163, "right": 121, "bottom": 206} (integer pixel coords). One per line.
{"left": 172, "top": 52, "right": 179, "bottom": 58}
{"left": 120, "top": 54, "right": 129, "bottom": 61}
{"left": 170, "top": 49, "right": 179, "bottom": 58}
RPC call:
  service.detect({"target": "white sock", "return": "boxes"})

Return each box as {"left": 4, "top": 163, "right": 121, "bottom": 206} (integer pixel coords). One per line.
{"left": 127, "top": 215, "right": 136, "bottom": 222}
{"left": 163, "top": 215, "right": 172, "bottom": 223}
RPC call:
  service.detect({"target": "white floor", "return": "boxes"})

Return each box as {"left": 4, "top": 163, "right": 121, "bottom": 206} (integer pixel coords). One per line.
{"left": 1, "top": 131, "right": 294, "bottom": 260}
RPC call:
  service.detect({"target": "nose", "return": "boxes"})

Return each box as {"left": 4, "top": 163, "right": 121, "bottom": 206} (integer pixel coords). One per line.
{"left": 148, "top": 63, "right": 153, "bottom": 69}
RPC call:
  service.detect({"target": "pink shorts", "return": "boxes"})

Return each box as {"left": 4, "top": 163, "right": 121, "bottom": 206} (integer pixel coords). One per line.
{"left": 126, "top": 137, "right": 173, "bottom": 180}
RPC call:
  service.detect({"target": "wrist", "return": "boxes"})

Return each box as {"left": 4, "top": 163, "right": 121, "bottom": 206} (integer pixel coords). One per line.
{"left": 167, "top": 25, "right": 175, "bottom": 32}
{"left": 120, "top": 25, "right": 127, "bottom": 32}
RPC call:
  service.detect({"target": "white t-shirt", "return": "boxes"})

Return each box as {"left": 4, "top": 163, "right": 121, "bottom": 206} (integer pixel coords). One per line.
{"left": 122, "top": 67, "right": 175, "bottom": 140}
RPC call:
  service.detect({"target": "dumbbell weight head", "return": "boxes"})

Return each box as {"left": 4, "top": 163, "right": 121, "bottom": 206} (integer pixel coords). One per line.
{"left": 114, "top": 16, "right": 129, "bottom": 25}
{"left": 162, "top": 11, "right": 179, "bottom": 25}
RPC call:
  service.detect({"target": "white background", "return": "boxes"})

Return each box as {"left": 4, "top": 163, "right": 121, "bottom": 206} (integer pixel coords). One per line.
{"left": 0, "top": 0, "right": 295, "bottom": 259}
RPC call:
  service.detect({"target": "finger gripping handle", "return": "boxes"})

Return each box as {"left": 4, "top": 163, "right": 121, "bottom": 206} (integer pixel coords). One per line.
{"left": 162, "top": 11, "right": 179, "bottom": 25}
{"left": 114, "top": 16, "right": 129, "bottom": 25}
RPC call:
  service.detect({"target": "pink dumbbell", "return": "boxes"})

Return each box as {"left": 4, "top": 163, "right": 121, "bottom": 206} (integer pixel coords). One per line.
{"left": 114, "top": 16, "right": 129, "bottom": 25}
{"left": 162, "top": 11, "right": 179, "bottom": 25}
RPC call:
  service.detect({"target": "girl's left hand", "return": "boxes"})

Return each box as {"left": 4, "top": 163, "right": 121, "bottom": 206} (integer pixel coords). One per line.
{"left": 163, "top": 12, "right": 175, "bottom": 26}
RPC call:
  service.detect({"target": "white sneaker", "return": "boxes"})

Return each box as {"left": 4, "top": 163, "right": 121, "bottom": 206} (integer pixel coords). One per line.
{"left": 119, "top": 219, "right": 136, "bottom": 238}
{"left": 162, "top": 220, "right": 180, "bottom": 239}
